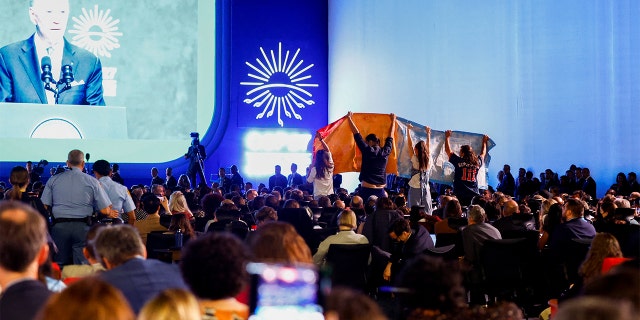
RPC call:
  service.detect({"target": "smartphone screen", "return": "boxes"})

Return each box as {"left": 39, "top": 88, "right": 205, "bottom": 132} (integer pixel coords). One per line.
{"left": 247, "top": 262, "right": 324, "bottom": 320}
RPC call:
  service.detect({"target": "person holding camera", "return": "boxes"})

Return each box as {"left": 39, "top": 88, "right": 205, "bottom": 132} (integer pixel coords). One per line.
{"left": 185, "top": 132, "right": 206, "bottom": 189}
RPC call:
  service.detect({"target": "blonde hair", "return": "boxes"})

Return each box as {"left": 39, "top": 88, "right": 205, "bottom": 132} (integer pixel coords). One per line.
{"left": 169, "top": 191, "right": 193, "bottom": 216}
{"left": 338, "top": 209, "right": 357, "bottom": 229}
{"left": 138, "top": 289, "right": 201, "bottom": 320}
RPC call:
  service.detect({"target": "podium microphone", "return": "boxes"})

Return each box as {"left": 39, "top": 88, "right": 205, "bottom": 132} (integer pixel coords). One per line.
{"left": 40, "top": 56, "right": 53, "bottom": 87}
{"left": 86, "top": 153, "right": 91, "bottom": 162}
{"left": 60, "top": 63, "right": 74, "bottom": 89}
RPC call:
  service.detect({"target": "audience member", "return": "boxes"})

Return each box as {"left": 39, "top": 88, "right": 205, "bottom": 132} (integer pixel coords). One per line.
{"left": 247, "top": 221, "right": 312, "bottom": 264}
{"left": 36, "top": 277, "right": 135, "bottom": 320}
{"left": 324, "top": 287, "right": 387, "bottom": 320}
{"left": 461, "top": 205, "right": 502, "bottom": 267}
{"left": 434, "top": 198, "right": 467, "bottom": 234}
{"left": 268, "top": 165, "right": 288, "bottom": 191}
{"left": 385, "top": 218, "right": 434, "bottom": 282}
{"left": 491, "top": 199, "right": 536, "bottom": 234}
{"left": 167, "top": 213, "right": 195, "bottom": 241}
{"left": 549, "top": 198, "right": 596, "bottom": 254}
{"left": 94, "top": 224, "right": 187, "bottom": 313}
{"left": 138, "top": 288, "right": 202, "bottom": 320}
{"left": 553, "top": 297, "right": 635, "bottom": 320}
{"left": 168, "top": 190, "right": 194, "bottom": 219}
{"left": 152, "top": 183, "right": 170, "bottom": 215}
{"left": 135, "top": 193, "right": 168, "bottom": 244}
{"left": 61, "top": 224, "right": 106, "bottom": 280}
{"left": 288, "top": 163, "right": 305, "bottom": 188}
{"left": 163, "top": 167, "right": 176, "bottom": 191}
{"left": 538, "top": 203, "right": 563, "bottom": 250}
{"left": 150, "top": 167, "right": 164, "bottom": 186}
{"left": 181, "top": 233, "right": 250, "bottom": 319}
{"left": 313, "top": 209, "right": 369, "bottom": 266}
{"left": 255, "top": 206, "right": 278, "bottom": 227}
{"left": 5, "top": 166, "right": 50, "bottom": 222}
{"left": 0, "top": 201, "right": 51, "bottom": 320}
{"left": 578, "top": 232, "right": 623, "bottom": 285}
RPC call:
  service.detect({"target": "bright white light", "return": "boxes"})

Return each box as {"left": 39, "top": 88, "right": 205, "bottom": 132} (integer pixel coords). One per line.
{"left": 244, "top": 130, "right": 312, "bottom": 152}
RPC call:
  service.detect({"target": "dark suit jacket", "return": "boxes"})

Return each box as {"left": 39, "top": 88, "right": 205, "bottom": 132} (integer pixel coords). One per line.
{"left": 100, "top": 258, "right": 187, "bottom": 314}
{"left": 0, "top": 279, "right": 52, "bottom": 320}
{"left": 549, "top": 217, "right": 596, "bottom": 254}
{"left": 389, "top": 225, "right": 434, "bottom": 264}
{"left": 0, "top": 34, "right": 105, "bottom": 105}
{"left": 582, "top": 176, "right": 597, "bottom": 199}
{"left": 362, "top": 209, "right": 404, "bottom": 253}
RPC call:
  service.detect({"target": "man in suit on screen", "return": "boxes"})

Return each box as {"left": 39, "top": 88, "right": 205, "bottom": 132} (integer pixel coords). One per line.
{"left": 0, "top": 0, "right": 105, "bottom": 105}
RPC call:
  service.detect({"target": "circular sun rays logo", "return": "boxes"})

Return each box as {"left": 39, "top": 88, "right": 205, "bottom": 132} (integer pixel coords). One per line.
{"left": 240, "top": 42, "right": 318, "bottom": 127}
{"left": 68, "top": 5, "right": 123, "bottom": 58}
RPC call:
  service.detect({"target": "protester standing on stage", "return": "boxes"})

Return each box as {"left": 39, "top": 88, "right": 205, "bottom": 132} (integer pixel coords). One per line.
{"left": 407, "top": 124, "right": 433, "bottom": 214}
{"left": 347, "top": 112, "right": 396, "bottom": 201}
{"left": 307, "top": 131, "right": 335, "bottom": 199}
{"left": 444, "top": 130, "right": 489, "bottom": 207}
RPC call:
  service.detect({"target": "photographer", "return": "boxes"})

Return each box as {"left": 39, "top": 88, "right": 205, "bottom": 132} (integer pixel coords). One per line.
{"left": 184, "top": 132, "right": 206, "bottom": 189}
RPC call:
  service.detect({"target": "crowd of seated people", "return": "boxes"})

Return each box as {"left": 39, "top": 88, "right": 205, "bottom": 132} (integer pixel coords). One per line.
{"left": 0, "top": 160, "right": 638, "bottom": 320}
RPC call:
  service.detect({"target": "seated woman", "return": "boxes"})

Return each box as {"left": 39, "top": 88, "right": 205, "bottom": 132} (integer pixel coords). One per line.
{"left": 166, "top": 213, "right": 195, "bottom": 242}
{"left": 180, "top": 233, "right": 250, "bottom": 320}
{"left": 433, "top": 198, "right": 467, "bottom": 234}
{"left": 538, "top": 203, "right": 563, "bottom": 250}
{"left": 169, "top": 191, "right": 194, "bottom": 219}
{"left": 579, "top": 232, "right": 624, "bottom": 285}
{"left": 247, "top": 221, "right": 313, "bottom": 264}
{"left": 313, "top": 209, "right": 369, "bottom": 266}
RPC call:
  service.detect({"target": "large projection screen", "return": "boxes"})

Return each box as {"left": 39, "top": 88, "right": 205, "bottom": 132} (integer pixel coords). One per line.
{"left": 0, "top": 0, "right": 215, "bottom": 163}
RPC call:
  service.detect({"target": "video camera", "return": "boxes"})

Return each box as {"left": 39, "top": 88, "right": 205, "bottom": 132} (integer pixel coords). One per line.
{"left": 32, "top": 159, "right": 49, "bottom": 175}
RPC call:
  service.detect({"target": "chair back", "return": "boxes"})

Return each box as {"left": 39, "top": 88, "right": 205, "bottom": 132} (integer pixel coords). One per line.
{"left": 206, "top": 219, "right": 250, "bottom": 240}
{"left": 278, "top": 208, "right": 320, "bottom": 252}
{"left": 424, "top": 244, "right": 457, "bottom": 260}
{"left": 435, "top": 232, "right": 464, "bottom": 257}
{"left": 145, "top": 232, "right": 176, "bottom": 262}
{"left": 318, "top": 207, "right": 341, "bottom": 226}
{"left": 480, "top": 238, "right": 529, "bottom": 287}
{"left": 326, "top": 244, "right": 371, "bottom": 292}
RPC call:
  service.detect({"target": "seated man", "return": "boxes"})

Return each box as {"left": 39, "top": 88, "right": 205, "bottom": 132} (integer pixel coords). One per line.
{"left": 491, "top": 199, "right": 536, "bottom": 235}
{"left": 549, "top": 197, "right": 596, "bottom": 254}
{"left": 384, "top": 218, "right": 434, "bottom": 282}
{"left": 135, "top": 193, "right": 168, "bottom": 245}
{"left": 462, "top": 205, "right": 502, "bottom": 267}
{"left": 313, "top": 209, "right": 369, "bottom": 266}
{"left": 61, "top": 224, "right": 106, "bottom": 280}
{"left": 95, "top": 224, "right": 187, "bottom": 314}
{"left": 0, "top": 201, "right": 52, "bottom": 320}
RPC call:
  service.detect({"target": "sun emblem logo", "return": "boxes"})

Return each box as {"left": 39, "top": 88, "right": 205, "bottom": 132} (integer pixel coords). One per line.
{"left": 68, "top": 5, "right": 123, "bottom": 58}
{"left": 240, "top": 42, "right": 318, "bottom": 127}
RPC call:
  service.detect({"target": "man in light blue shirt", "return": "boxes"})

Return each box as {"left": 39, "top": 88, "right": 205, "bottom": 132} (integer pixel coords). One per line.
{"left": 92, "top": 159, "right": 136, "bottom": 225}
{"left": 41, "top": 149, "right": 113, "bottom": 266}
